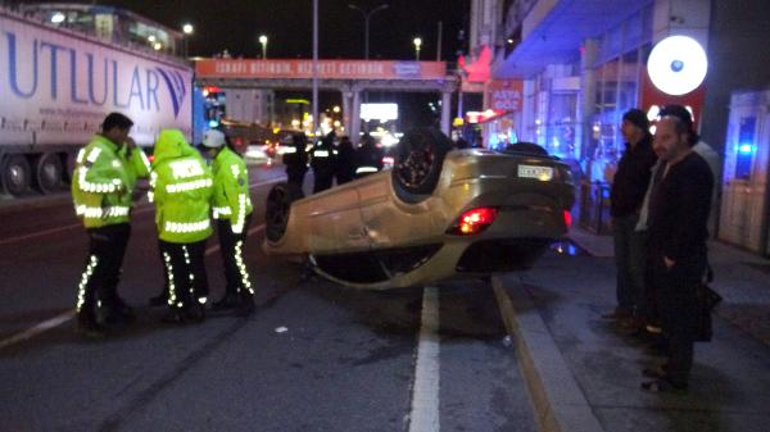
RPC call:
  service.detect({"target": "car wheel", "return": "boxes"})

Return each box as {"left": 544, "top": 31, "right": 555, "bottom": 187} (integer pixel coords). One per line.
{"left": 265, "top": 182, "right": 305, "bottom": 242}
{"left": 392, "top": 128, "right": 452, "bottom": 198}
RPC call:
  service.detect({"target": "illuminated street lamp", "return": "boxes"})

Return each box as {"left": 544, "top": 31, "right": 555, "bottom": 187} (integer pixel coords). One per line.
{"left": 182, "top": 23, "right": 193, "bottom": 57}
{"left": 413, "top": 37, "right": 422, "bottom": 61}
{"left": 259, "top": 35, "right": 268, "bottom": 59}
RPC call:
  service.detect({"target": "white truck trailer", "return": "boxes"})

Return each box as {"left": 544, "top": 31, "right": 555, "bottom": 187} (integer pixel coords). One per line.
{"left": 0, "top": 7, "right": 193, "bottom": 195}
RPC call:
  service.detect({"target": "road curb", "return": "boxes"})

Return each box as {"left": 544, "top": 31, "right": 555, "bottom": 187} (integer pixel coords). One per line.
{"left": 492, "top": 276, "right": 604, "bottom": 432}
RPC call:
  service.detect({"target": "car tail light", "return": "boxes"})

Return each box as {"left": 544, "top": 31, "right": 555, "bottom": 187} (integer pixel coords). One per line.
{"left": 447, "top": 207, "right": 498, "bottom": 236}
{"left": 563, "top": 210, "right": 572, "bottom": 228}
{"left": 382, "top": 156, "right": 394, "bottom": 166}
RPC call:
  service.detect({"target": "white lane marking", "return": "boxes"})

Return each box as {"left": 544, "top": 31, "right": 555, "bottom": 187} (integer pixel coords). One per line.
{"left": 0, "top": 224, "right": 266, "bottom": 351}
{"left": 408, "top": 286, "right": 440, "bottom": 432}
{"left": 0, "top": 177, "right": 284, "bottom": 247}
{"left": 0, "top": 310, "right": 75, "bottom": 350}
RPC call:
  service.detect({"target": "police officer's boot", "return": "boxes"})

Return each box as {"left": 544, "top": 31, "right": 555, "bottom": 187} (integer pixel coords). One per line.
{"left": 212, "top": 290, "right": 240, "bottom": 310}
{"left": 77, "top": 309, "right": 106, "bottom": 340}
{"left": 236, "top": 290, "right": 255, "bottom": 316}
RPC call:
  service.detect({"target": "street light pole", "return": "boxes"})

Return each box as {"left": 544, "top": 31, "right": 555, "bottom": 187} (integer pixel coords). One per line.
{"left": 259, "top": 35, "right": 268, "bottom": 59}
{"left": 348, "top": 3, "right": 389, "bottom": 60}
{"left": 182, "top": 23, "right": 193, "bottom": 58}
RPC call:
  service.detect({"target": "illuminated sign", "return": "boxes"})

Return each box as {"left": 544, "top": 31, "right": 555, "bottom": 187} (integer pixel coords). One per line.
{"left": 361, "top": 103, "right": 398, "bottom": 121}
{"left": 647, "top": 35, "right": 708, "bottom": 96}
{"left": 196, "top": 60, "right": 447, "bottom": 80}
{"left": 484, "top": 80, "right": 523, "bottom": 111}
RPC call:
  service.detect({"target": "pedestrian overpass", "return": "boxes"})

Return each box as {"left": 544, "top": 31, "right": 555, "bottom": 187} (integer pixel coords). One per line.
{"left": 194, "top": 59, "right": 457, "bottom": 139}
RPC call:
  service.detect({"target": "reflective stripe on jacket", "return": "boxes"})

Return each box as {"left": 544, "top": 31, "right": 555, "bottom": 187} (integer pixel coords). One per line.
{"left": 152, "top": 129, "right": 213, "bottom": 243}
{"left": 71, "top": 134, "right": 149, "bottom": 228}
{"left": 210, "top": 147, "right": 253, "bottom": 233}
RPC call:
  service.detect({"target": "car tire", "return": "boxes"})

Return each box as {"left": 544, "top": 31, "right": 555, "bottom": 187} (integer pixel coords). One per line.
{"left": 392, "top": 128, "right": 452, "bottom": 199}
{"left": 265, "top": 182, "right": 305, "bottom": 243}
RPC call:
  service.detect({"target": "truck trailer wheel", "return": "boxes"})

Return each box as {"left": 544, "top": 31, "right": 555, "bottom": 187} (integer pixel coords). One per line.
{"left": 1, "top": 155, "right": 32, "bottom": 196}
{"left": 33, "top": 152, "right": 64, "bottom": 194}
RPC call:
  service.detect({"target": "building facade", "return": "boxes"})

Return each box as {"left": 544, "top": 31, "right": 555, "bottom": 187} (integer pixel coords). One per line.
{"left": 469, "top": 0, "right": 770, "bottom": 249}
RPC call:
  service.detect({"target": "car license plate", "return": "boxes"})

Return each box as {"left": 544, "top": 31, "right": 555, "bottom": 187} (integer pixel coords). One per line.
{"left": 518, "top": 164, "right": 553, "bottom": 181}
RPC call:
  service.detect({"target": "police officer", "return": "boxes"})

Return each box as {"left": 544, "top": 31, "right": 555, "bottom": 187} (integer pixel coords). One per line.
{"left": 310, "top": 132, "right": 337, "bottom": 193}
{"left": 354, "top": 133, "right": 384, "bottom": 178}
{"left": 151, "top": 129, "right": 214, "bottom": 324}
{"left": 282, "top": 133, "right": 309, "bottom": 188}
{"left": 334, "top": 135, "right": 356, "bottom": 185}
{"left": 72, "top": 112, "right": 151, "bottom": 338}
{"left": 201, "top": 130, "right": 255, "bottom": 315}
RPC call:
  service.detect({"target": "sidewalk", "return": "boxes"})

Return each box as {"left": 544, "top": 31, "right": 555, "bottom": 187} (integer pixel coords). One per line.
{"left": 570, "top": 227, "right": 770, "bottom": 347}
{"left": 494, "top": 227, "right": 770, "bottom": 432}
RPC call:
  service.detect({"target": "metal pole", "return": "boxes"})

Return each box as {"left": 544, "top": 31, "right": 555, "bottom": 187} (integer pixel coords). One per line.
{"left": 364, "top": 16, "right": 370, "bottom": 60}
{"left": 312, "top": 0, "right": 319, "bottom": 137}
{"left": 436, "top": 21, "right": 442, "bottom": 61}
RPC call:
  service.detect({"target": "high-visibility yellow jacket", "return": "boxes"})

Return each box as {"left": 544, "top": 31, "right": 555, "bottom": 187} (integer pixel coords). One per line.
{"left": 151, "top": 129, "right": 213, "bottom": 243}
{"left": 71, "top": 134, "right": 151, "bottom": 228}
{"left": 210, "top": 146, "right": 253, "bottom": 234}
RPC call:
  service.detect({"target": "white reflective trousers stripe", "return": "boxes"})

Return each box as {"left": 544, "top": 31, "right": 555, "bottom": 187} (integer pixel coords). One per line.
{"left": 76, "top": 255, "right": 99, "bottom": 312}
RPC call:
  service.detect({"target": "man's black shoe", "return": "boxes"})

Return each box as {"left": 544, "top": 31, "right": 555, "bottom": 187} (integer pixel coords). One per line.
{"left": 161, "top": 308, "right": 186, "bottom": 324}
{"left": 77, "top": 313, "right": 106, "bottom": 339}
{"left": 236, "top": 292, "right": 256, "bottom": 316}
{"left": 212, "top": 293, "right": 240, "bottom": 311}
{"left": 148, "top": 293, "right": 169, "bottom": 307}
{"left": 184, "top": 304, "right": 206, "bottom": 324}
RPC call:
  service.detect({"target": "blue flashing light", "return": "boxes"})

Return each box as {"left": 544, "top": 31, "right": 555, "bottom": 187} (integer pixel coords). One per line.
{"left": 208, "top": 119, "right": 220, "bottom": 128}
{"left": 738, "top": 143, "right": 754, "bottom": 154}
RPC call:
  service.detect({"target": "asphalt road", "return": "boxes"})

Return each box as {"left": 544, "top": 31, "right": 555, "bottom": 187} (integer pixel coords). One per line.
{"left": 0, "top": 164, "right": 538, "bottom": 432}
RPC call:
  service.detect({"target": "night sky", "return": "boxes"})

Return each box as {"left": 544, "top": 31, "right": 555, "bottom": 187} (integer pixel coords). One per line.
{"left": 95, "top": 0, "right": 470, "bottom": 61}
{"left": 35, "top": 0, "right": 473, "bottom": 129}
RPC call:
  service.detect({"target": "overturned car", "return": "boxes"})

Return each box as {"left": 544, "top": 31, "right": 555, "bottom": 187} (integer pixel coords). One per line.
{"left": 263, "top": 129, "right": 575, "bottom": 289}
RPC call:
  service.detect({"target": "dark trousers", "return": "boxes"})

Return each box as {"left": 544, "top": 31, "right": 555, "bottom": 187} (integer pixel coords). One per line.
{"left": 216, "top": 215, "right": 253, "bottom": 297}
{"left": 313, "top": 174, "right": 334, "bottom": 193}
{"left": 159, "top": 239, "right": 209, "bottom": 309}
{"left": 76, "top": 223, "right": 131, "bottom": 318}
{"left": 612, "top": 214, "right": 647, "bottom": 316}
{"left": 286, "top": 167, "right": 306, "bottom": 188}
{"left": 649, "top": 249, "right": 706, "bottom": 386}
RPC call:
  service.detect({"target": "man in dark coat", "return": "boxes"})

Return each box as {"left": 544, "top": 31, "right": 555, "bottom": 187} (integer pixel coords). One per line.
{"left": 642, "top": 114, "right": 713, "bottom": 392}
{"left": 354, "top": 133, "right": 383, "bottom": 178}
{"left": 282, "top": 133, "right": 309, "bottom": 189}
{"left": 605, "top": 109, "right": 657, "bottom": 329}
{"left": 334, "top": 136, "right": 356, "bottom": 185}
{"left": 310, "top": 132, "right": 337, "bottom": 193}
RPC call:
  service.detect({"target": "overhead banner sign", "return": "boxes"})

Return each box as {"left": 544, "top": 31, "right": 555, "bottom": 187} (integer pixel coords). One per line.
{"left": 196, "top": 59, "right": 447, "bottom": 80}
{"left": 484, "top": 80, "right": 523, "bottom": 111}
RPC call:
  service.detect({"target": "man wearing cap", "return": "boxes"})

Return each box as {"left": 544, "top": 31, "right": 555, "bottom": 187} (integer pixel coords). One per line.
{"left": 641, "top": 114, "right": 713, "bottom": 392}
{"left": 604, "top": 109, "right": 657, "bottom": 330}
{"left": 282, "top": 133, "right": 309, "bottom": 189}
{"left": 202, "top": 130, "right": 255, "bottom": 315}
